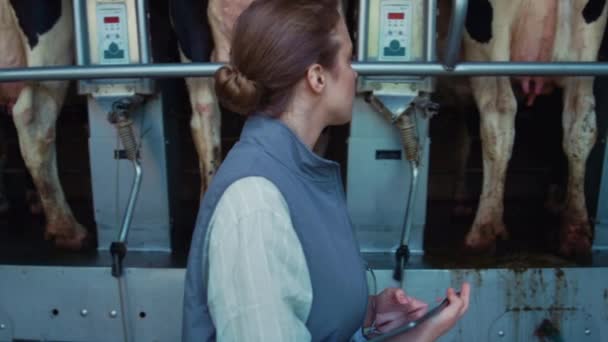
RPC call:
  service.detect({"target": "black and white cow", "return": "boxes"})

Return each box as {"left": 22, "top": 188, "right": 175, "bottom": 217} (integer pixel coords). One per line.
{"left": 169, "top": 0, "right": 341, "bottom": 198}
{"left": 439, "top": 0, "right": 608, "bottom": 258}
{"left": 0, "top": 0, "right": 88, "bottom": 249}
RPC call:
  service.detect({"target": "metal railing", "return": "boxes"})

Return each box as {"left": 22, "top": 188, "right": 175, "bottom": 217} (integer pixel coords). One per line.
{"left": 1, "top": 0, "right": 607, "bottom": 83}
{"left": 2, "top": 62, "right": 608, "bottom": 82}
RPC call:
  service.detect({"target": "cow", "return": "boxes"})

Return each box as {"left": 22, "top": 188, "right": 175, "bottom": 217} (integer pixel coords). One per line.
{"left": 169, "top": 0, "right": 345, "bottom": 198}
{"left": 0, "top": 0, "right": 89, "bottom": 249}
{"left": 437, "top": 0, "right": 608, "bottom": 258}
{"left": 169, "top": 0, "right": 258, "bottom": 198}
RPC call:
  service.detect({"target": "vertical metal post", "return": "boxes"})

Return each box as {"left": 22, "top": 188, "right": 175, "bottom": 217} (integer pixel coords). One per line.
{"left": 426, "top": 0, "right": 437, "bottom": 62}
{"left": 357, "top": 0, "right": 368, "bottom": 62}
{"left": 72, "top": 0, "right": 89, "bottom": 66}
{"left": 444, "top": 0, "right": 468, "bottom": 69}
{"left": 136, "top": 0, "right": 151, "bottom": 64}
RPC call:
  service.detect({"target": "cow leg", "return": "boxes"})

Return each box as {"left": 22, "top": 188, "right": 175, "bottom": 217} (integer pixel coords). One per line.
{"left": 559, "top": 77, "right": 596, "bottom": 257}
{"left": 465, "top": 76, "right": 516, "bottom": 252}
{"left": 12, "top": 85, "right": 88, "bottom": 249}
{"left": 185, "top": 77, "right": 221, "bottom": 197}
{"left": 554, "top": 0, "right": 607, "bottom": 257}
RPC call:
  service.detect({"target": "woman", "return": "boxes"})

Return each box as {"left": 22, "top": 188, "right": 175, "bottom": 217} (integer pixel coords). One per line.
{"left": 182, "top": 0, "right": 470, "bottom": 341}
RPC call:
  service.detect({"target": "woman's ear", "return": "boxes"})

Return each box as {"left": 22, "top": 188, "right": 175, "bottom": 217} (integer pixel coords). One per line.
{"left": 306, "top": 64, "right": 326, "bottom": 94}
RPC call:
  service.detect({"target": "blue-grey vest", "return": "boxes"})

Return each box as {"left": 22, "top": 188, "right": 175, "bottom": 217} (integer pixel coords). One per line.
{"left": 182, "top": 114, "right": 369, "bottom": 341}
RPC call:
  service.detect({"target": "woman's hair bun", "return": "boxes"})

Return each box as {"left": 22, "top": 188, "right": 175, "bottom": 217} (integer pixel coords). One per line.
{"left": 214, "top": 65, "right": 262, "bottom": 115}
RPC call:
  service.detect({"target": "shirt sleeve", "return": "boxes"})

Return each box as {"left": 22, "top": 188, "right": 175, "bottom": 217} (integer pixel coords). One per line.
{"left": 205, "top": 177, "right": 313, "bottom": 342}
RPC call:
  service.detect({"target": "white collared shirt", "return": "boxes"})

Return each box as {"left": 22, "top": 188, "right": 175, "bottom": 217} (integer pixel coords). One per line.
{"left": 204, "top": 176, "right": 367, "bottom": 341}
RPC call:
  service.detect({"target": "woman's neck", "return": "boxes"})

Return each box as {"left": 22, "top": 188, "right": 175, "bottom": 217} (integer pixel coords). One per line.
{"left": 278, "top": 109, "right": 326, "bottom": 150}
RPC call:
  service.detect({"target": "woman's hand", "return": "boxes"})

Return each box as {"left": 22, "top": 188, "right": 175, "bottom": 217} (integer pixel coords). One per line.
{"left": 364, "top": 288, "right": 429, "bottom": 336}
{"left": 375, "top": 288, "right": 429, "bottom": 332}
{"left": 423, "top": 282, "right": 470, "bottom": 341}
{"left": 364, "top": 283, "right": 470, "bottom": 342}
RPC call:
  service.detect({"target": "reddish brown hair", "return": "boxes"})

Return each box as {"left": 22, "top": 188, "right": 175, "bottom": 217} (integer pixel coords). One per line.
{"left": 214, "top": 0, "right": 342, "bottom": 116}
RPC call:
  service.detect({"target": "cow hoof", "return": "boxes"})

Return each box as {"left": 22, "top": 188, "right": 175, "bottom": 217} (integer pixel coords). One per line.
{"left": 559, "top": 219, "right": 592, "bottom": 261}
{"left": 44, "top": 222, "right": 91, "bottom": 251}
{"left": 464, "top": 221, "right": 509, "bottom": 254}
{"left": 464, "top": 232, "right": 496, "bottom": 255}
{"left": 54, "top": 231, "right": 94, "bottom": 251}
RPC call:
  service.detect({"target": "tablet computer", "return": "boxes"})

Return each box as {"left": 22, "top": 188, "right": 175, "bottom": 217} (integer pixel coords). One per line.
{"left": 368, "top": 296, "right": 450, "bottom": 342}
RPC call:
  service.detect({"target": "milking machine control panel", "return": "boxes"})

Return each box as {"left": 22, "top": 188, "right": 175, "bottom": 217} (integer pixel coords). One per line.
{"left": 96, "top": 3, "right": 129, "bottom": 64}
{"left": 378, "top": 1, "right": 413, "bottom": 61}
{"left": 358, "top": 0, "right": 431, "bottom": 92}
{"left": 79, "top": 0, "right": 153, "bottom": 95}
{"left": 347, "top": 0, "right": 435, "bottom": 257}
{"left": 77, "top": 0, "right": 171, "bottom": 253}
{"left": 86, "top": 0, "right": 142, "bottom": 68}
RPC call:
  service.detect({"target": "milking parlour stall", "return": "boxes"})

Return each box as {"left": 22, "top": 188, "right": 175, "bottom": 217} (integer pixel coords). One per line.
{"left": 0, "top": 0, "right": 608, "bottom": 341}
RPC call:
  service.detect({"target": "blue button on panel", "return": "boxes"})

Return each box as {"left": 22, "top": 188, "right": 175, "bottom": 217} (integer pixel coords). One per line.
{"left": 384, "top": 40, "right": 405, "bottom": 57}
{"left": 104, "top": 42, "right": 125, "bottom": 59}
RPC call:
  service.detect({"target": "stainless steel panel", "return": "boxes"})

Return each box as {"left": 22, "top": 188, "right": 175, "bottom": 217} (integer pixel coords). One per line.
{"left": 347, "top": 96, "right": 430, "bottom": 255}
{"left": 594, "top": 138, "right": 608, "bottom": 251}
{"left": 2, "top": 262, "right": 608, "bottom": 341}
{"left": 88, "top": 96, "right": 172, "bottom": 252}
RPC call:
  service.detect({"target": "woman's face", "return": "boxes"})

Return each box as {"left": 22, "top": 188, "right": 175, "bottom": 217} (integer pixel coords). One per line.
{"left": 325, "top": 18, "right": 357, "bottom": 125}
